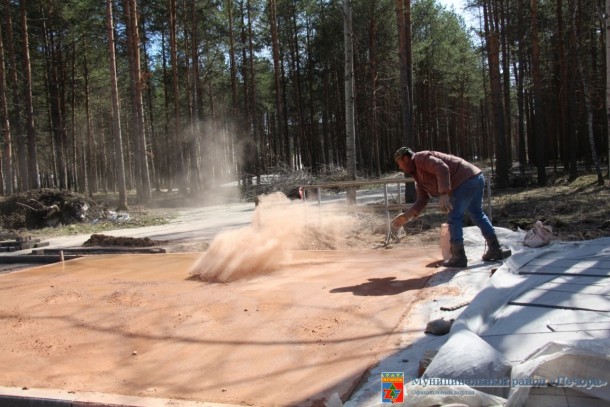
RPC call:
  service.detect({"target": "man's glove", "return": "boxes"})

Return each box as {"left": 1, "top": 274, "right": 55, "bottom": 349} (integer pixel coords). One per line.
{"left": 391, "top": 211, "right": 414, "bottom": 230}
{"left": 439, "top": 194, "right": 453, "bottom": 213}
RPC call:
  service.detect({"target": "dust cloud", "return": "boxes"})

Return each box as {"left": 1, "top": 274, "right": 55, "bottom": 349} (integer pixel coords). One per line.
{"left": 189, "top": 192, "right": 356, "bottom": 282}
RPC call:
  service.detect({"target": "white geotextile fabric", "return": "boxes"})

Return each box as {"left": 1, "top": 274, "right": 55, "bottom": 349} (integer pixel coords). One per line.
{"left": 453, "top": 231, "right": 610, "bottom": 336}
{"left": 415, "top": 229, "right": 610, "bottom": 406}
{"left": 507, "top": 339, "right": 610, "bottom": 406}
{"left": 422, "top": 329, "right": 512, "bottom": 398}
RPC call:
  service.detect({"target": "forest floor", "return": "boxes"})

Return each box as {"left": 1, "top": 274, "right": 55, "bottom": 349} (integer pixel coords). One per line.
{"left": 490, "top": 172, "right": 610, "bottom": 241}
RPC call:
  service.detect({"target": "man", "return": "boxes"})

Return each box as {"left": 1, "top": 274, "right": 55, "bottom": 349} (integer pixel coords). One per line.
{"left": 391, "top": 147, "right": 510, "bottom": 267}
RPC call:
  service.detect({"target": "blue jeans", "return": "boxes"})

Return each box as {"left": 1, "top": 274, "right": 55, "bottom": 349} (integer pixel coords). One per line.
{"left": 447, "top": 173, "right": 495, "bottom": 243}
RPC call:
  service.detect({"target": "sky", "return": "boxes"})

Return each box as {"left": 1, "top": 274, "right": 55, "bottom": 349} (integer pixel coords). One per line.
{"left": 438, "top": 0, "right": 467, "bottom": 13}
{"left": 437, "top": 0, "right": 479, "bottom": 32}
{"left": 437, "top": 0, "right": 479, "bottom": 29}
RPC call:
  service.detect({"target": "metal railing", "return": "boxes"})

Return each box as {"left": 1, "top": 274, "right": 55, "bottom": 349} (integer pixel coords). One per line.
{"left": 301, "top": 174, "right": 493, "bottom": 236}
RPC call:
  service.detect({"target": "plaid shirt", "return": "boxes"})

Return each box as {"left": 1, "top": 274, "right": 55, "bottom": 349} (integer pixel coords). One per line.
{"left": 406, "top": 150, "right": 481, "bottom": 215}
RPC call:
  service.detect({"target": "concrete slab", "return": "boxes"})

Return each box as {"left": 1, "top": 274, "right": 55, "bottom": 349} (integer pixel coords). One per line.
{"left": 0, "top": 248, "right": 439, "bottom": 406}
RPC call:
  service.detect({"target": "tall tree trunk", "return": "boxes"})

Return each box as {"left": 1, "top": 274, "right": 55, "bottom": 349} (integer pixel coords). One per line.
{"left": 530, "top": 0, "right": 547, "bottom": 186}
{"left": 0, "top": 16, "right": 12, "bottom": 195}
{"left": 395, "top": 0, "right": 416, "bottom": 201}
{"left": 181, "top": 8, "right": 193, "bottom": 192}
{"left": 606, "top": 0, "right": 610, "bottom": 176}
{"left": 514, "top": 44, "right": 527, "bottom": 171}
{"left": 344, "top": 0, "right": 356, "bottom": 203}
{"left": 239, "top": 0, "right": 254, "bottom": 183}
{"left": 269, "top": 0, "right": 287, "bottom": 165}
{"left": 305, "top": 17, "right": 319, "bottom": 173}
{"left": 226, "top": 0, "right": 242, "bottom": 183}
{"left": 368, "top": 0, "right": 380, "bottom": 176}
{"left": 105, "top": 0, "right": 128, "bottom": 211}
{"left": 290, "top": 12, "right": 304, "bottom": 170}
{"left": 169, "top": 0, "right": 185, "bottom": 192}
{"left": 484, "top": 0, "right": 509, "bottom": 187}
{"left": 395, "top": 0, "right": 414, "bottom": 147}
{"left": 83, "top": 39, "right": 96, "bottom": 196}
{"left": 4, "top": 0, "right": 26, "bottom": 192}
{"left": 499, "top": 0, "right": 512, "bottom": 164}
{"left": 322, "top": 53, "right": 333, "bottom": 167}
{"left": 574, "top": 1, "right": 604, "bottom": 185}
{"left": 124, "top": 0, "right": 142, "bottom": 197}
{"left": 566, "top": 0, "right": 578, "bottom": 180}
{"left": 161, "top": 30, "right": 172, "bottom": 191}
{"left": 125, "top": 0, "right": 152, "bottom": 203}
{"left": 556, "top": 0, "right": 569, "bottom": 173}
{"left": 41, "top": 7, "right": 68, "bottom": 189}
{"left": 189, "top": 0, "right": 201, "bottom": 192}
{"left": 21, "top": 0, "right": 40, "bottom": 190}
{"left": 246, "top": 0, "right": 260, "bottom": 180}
{"left": 139, "top": 10, "right": 160, "bottom": 192}
{"left": 70, "top": 41, "right": 79, "bottom": 192}
{"left": 227, "top": 0, "right": 238, "bottom": 118}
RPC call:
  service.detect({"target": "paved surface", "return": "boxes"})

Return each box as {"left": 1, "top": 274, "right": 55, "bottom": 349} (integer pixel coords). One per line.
{"left": 0, "top": 187, "right": 397, "bottom": 259}
{"left": 0, "top": 203, "right": 256, "bottom": 273}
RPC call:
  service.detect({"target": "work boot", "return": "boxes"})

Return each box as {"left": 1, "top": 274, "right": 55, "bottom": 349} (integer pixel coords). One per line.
{"left": 482, "top": 235, "right": 512, "bottom": 261}
{"left": 443, "top": 242, "right": 467, "bottom": 268}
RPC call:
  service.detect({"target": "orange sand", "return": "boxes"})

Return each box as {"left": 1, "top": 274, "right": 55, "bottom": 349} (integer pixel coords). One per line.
{"left": 0, "top": 248, "right": 442, "bottom": 406}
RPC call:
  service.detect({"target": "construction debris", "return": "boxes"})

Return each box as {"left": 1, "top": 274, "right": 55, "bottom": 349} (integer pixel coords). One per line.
{"left": 418, "top": 350, "right": 438, "bottom": 377}
{"left": 440, "top": 297, "right": 473, "bottom": 311}
{"left": 0, "top": 236, "right": 49, "bottom": 252}
{"left": 82, "top": 233, "right": 162, "bottom": 247}
{"left": 424, "top": 317, "right": 455, "bottom": 335}
{"left": 0, "top": 188, "right": 105, "bottom": 229}
{"left": 32, "top": 247, "right": 166, "bottom": 256}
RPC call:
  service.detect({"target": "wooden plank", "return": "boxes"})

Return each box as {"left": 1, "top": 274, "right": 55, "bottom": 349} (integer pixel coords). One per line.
{"left": 16, "top": 241, "right": 37, "bottom": 250}
{"left": 33, "top": 247, "right": 167, "bottom": 255}
{"left": 0, "top": 255, "right": 82, "bottom": 264}
{"left": 303, "top": 177, "right": 414, "bottom": 189}
{"left": 363, "top": 203, "right": 441, "bottom": 212}
{"left": 0, "top": 241, "right": 21, "bottom": 247}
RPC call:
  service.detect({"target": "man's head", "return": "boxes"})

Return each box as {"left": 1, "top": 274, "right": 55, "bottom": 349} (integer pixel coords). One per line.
{"left": 394, "top": 147, "right": 414, "bottom": 173}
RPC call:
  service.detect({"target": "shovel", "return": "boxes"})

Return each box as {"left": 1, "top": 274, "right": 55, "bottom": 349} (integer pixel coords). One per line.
{"left": 383, "top": 227, "right": 394, "bottom": 248}
{"left": 379, "top": 222, "right": 406, "bottom": 249}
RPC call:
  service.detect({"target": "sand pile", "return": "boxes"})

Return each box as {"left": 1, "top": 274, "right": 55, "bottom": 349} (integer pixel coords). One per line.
{"left": 189, "top": 192, "right": 355, "bottom": 282}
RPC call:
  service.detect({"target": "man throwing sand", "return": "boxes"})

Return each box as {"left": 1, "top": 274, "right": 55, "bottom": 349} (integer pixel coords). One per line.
{"left": 392, "top": 147, "right": 510, "bottom": 267}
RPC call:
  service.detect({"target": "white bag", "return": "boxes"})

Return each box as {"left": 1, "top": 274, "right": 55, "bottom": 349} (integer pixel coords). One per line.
{"left": 524, "top": 221, "right": 553, "bottom": 248}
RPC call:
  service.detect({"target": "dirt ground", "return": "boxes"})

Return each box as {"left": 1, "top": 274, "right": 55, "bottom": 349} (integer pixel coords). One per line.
{"left": 0, "top": 249, "right": 444, "bottom": 407}
{"left": 490, "top": 174, "right": 610, "bottom": 241}
{"left": 0, "top": 172, "right": 607, "bottom": 405}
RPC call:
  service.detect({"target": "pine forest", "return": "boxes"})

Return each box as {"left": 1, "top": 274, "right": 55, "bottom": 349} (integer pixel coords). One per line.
{"left": 0, "top": 0, "right": 608, "bottom": 207}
